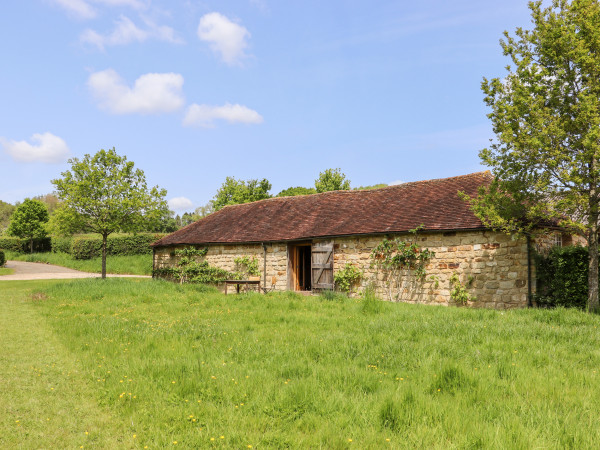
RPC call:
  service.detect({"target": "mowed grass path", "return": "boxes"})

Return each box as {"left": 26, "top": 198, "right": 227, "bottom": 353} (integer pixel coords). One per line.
{"left": 2, "top": 279, "right": 600, "bottom": 448}
{"left": 0, "top": 281, "right": 130, "bottom": 448}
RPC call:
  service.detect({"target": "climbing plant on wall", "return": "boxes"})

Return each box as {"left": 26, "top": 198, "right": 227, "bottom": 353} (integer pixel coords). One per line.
{"left": 370, "top": 228, "right": 434, "bottom": 301}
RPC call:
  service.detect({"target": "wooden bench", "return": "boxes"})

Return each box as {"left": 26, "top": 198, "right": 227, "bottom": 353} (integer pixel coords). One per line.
{"left": 224, "top": 279, "right": 261, "bottom": 294}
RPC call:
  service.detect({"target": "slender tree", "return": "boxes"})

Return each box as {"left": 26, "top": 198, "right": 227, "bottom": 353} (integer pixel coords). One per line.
{"left": 52, "top": 148, "right": 167, "bottom": 278}
{"left": 469, "top": 0, "right": 600, "bottom": 311}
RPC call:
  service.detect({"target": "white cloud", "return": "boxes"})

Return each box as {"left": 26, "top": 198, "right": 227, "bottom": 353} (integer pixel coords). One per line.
{"left": 183, "top": 103, "right": 263, "bottom": 128}
{"left": 51, "top": 0, "right": 145, "bottom": 19}
{"left": 197, "top": 12, "right": 250, "bottom": 65}
{"left": 93, "top": 0, "right": 145, "bottom": 8}
{"left": 168, "top": 197, "right": 193, "bottom": 211}
{"left": 80, "top": 15, "right": 182, "bottom": 50}
{"left": 1, "top": 132, "right": 70, "bottom": 163}
{"left": 87, "top": 69, "right": 185, "bottom": 115}
{"left": 52, "top": 0, "right": 97, "bottom": 19}
{"left": 388, "top": 180, "right": 404, "bottom": 186}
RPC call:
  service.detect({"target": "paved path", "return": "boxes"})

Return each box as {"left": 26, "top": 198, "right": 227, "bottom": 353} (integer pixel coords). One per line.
{"left": 0, "top": 261, "right": 151, "bottom": 281}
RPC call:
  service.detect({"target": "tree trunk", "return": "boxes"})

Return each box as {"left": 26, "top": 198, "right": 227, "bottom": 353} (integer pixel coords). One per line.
{"left": 101, "top": 233, "right": 107, "bottom": 280}
{"left": 589, "top": 174, "right": 599, "bottom": 311}
{"left": 29, "top": 238, "right": 33, "bottom": 254}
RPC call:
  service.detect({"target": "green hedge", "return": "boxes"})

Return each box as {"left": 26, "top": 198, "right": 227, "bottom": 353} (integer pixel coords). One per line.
{"left": 0, "top": 237, "right": 52, "bottom": 253}
{"left": 535, "top": 245, "right": 588, "bottom": 309}
{"left": 0, "top": 250, "right": 5, "bottom": 267}
{"left": 70, "top": 234, "right": 165, "bottom": 260}
{"left": 51, "top": 236, "right": 72, "bottom": 254}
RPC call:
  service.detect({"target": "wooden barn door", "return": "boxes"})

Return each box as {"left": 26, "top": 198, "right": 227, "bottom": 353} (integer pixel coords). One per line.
{"left": 311, "top": 240, "right": 334, "bottom": 291}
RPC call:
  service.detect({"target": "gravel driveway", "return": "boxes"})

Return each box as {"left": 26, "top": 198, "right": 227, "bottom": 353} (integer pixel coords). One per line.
{"left": 0, "top": 261, "right": 151, "bottom": 281}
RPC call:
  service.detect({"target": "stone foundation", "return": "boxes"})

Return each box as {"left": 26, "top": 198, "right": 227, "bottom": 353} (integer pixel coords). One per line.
{"left": 153, "top": 229, "right": 537, "bottom": 309}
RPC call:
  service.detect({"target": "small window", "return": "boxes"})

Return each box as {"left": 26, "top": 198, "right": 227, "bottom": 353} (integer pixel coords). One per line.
{"left": 553, "top": 233, "right": 562, "bottom": 248}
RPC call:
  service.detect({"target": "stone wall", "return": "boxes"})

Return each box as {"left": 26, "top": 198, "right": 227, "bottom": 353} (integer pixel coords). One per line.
{"left": 332, "top": 230, "right": 529, "bottom": 309}
{"left": 153, "top": 243, "right": 289, "bottom": 292}
{"left": 153, "top": 229, "right": 534, "bottom": 308}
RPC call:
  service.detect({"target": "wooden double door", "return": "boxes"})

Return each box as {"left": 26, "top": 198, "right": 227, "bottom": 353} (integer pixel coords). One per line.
{"left": 288, "top": 240, "right": 334, "bottom": 292}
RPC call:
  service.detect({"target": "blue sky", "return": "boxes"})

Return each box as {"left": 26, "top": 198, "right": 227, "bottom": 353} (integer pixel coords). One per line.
{"left": 0, "top": 0, "right": 533, "bottom": 211}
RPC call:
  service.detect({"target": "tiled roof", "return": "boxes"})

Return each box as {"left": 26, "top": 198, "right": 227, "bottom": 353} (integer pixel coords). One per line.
{"left": 152, "top": 172, "right": 491, "bottom": 246}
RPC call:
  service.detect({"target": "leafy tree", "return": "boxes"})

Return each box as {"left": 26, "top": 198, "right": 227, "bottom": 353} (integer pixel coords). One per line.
{"left": 468, "top": 0, "right": 600, "bottom": 311}
{"left": 276, "top": 186, "right": 317, "bottom": 197}
{"left": 0, "top": 200, "right": 16, "bottom": 234}
{"left": 212, "top": 177, "right": 272, "bottom": 211}
{"left": 52, "top": 148, "right": 167, "bottom": 278}
{"left": 314, "top": 168, "right": 351, "bottom": 193}
{"left": 7, "top": 199, "right": 49, "bottom": 252}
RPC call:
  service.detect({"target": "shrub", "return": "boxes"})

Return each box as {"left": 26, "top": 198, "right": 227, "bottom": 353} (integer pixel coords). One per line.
{"left": 51, "top": 236, "right": 72, "bottom": 253}
{"left": 334, "top": 263, "right": 363, "bottom": 294}
{"left": 535, "top": 245, "right": 588, "bottom": 309}
{"left": 0, "top": 250, "right": 5, "bottom": 267}
{"left": 0, "top": 237, "right": 23, "bottom": 253}
{"left": 70, "top": 233, "right": 165, "bottom": 259}
{"left": 0, "top": 237, "right": 51, "bottom": 253}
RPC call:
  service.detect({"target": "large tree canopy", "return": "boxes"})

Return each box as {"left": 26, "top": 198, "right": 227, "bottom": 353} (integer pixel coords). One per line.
{"left": 470, "top": 0, "right": 600, "bottom": 310}
{"left": 52, "top": 148, "right": 167, "bottom": 278}
{"left": 7, "top": 198, "right": 49, "bottom": 252}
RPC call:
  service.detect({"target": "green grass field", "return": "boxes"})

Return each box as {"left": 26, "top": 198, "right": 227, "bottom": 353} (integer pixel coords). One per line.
{"left": 5, "top": 251, "right": 152, "bottom": 275}
{"left": 2, "top": 279, "right": 600, "bottom": 448}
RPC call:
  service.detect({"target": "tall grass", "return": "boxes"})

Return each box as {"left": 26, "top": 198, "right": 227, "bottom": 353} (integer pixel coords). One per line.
{"left": 3, "top": 278, "right": 600, "bottom": 448}
{"left": 5, "top": 251, "right": 151, "bottom": 275}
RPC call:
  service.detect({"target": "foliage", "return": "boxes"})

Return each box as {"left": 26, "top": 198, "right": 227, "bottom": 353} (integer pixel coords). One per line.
{"left": 354, "top": 183, "right": 388, "bottom": 191}
{"left": 155, "top": 246, "right": 232, "bottom": 284}
{"left": 370, "top": 228, "right": 435, "bottom": 301}
{"left": 69, "top": 233, "right": 164, "bottom": 259}
{"left": 51, "top": 236, "right": 73, "bottom": 254}
{"left": 7, "top": 279, "right": 600, "bottom": 447}
{"left": 276, "top": 186, "right": 317, "bottom": 197}
{"left": 52, "top": 148, "right": 167, "bottom": 278}
{"left": 449, "top": 273, "right": 475, "bottom": 305}
{"left": 234, "top": 255, "right": 260, "bottom": 279}
{"left": 7, "top": 199, "right": 49, "bottom": 252}
{"left": 0, "top": 200, "right": 16, "bottom": 233}
{"left": 194, "top": 202, "right": 215, "bottom": 219}
{"left": 32, "top": 193, "right": 61, "bottom": 215}
{"left": 0, "top": 249, "right": 5, "bottom": 267}
{"left": 535, "top": 245, "right": 589, "bottom": 309}
{"left": 334, "top": 263, "right": 363, "bottom": 294}
{"left": 314, "top": 168, "right": 351, "bottom": 193}
{"left": 212, "top": 176, "right": 272, "bottom": 211}
{"left": 470, "top": 0, "right": 600, "bottom": 311}
{"left": 0, "top": 236, "right": 52, "bottom": 253}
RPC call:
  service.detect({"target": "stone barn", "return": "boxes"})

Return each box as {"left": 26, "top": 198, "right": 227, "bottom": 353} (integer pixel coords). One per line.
{"left": 151, "top": 172, "right": 569, "bottom": 309}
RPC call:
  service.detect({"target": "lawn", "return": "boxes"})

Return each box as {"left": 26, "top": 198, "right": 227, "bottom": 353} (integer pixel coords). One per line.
{"left": 2, "top": 279, "right": 600, "bottom": 448}
{"left": 4, "top": 251, "right": 152, "bottom": 275}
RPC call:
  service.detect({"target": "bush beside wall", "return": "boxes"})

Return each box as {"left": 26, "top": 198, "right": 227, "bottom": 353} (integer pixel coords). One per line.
{"left": 0, "top": 250, "right": 5, "bottom": 267}
{"left": 535, "top": 245, "right": 588, "bottom": 309}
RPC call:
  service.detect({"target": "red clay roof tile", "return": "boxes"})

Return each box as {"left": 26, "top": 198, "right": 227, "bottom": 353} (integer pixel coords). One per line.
{"left": 152, "top": 171, "right": 491, "bottom": 246}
